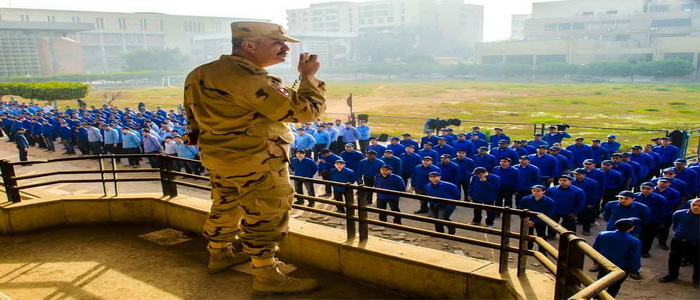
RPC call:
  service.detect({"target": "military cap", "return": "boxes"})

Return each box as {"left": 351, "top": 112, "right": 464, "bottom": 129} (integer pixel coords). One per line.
{"left": 425, "top": 129, "right": 433, "bottom": 133}
{"left": 537, "top": 145, "right": 548, "bottom": 149}
{"left": 559, "top": 175, "right": 574, "bottom": 181}
{"left": 657, "top": 177, "right": 671, "bottom": 182}
{"left": 390, "top": 137, "right": 400, "bottom": 141}
{"left": 472, "top": 126, "right": 480, "bottom": 129}
{"left": 335, "top": 159, "right": 346, "bottom": 164}
{"left": 478, "top": 146, "right": 488, "bottom": 150}
{"left": 674, "top": 158, "right": 687, "bottom": 164}
{"left": 583, "top": 159, "right": 595, "bottom": 164}
{"left": 498, "top": 139, "right": 508, "bottom": 144}
{"left": 549, "top": 146, "right": 561, "bottom": 151}
{"left": 640, "top": 182, "right": 655, "bottom": 189}
{"left": 494, "top": 127, "right": 503, "bottom": 131}
{"left": 401, "top": 133, "right": 412, "bottom": 136}
{"left": 344, "top": 143, "right": 355, "bottom": 147}
{"left": 231, "top": 21, "right": 299, "bottom": 42}
{"left": 473, "top": 167, "right": 487, "bottom": 174}
{"left": 424, "top": 142, "right": 433, "bottom": 146}
{"left": 662, "top": 167, "right": 676, "bottom": 174}
{"left": 422, "top": 156, "right": 433, "bottom": 161}
{"left": 651, "top": 137, "right": 661, "bottom": 141}
{"left": 617, "top": 190, "right": 635, "bottom": 198}
{"left": 440, "top": 154, "right": 452, "bottom": 159}
{"left": 381, "top": 165, "right": 393, "bottom": 170}
{"left": 499, "top": 157, "right": 511, "bottom": 162}
{"left": 295, "top": 149, "right": 305, "bottom": 153}
{"left": 602, "top": 160, "right": 613, "bottom": 165}
{"left": 530, "top": 185, "right": 546, "bottom": 190}
{"left": 367, "top": 150, "right": 377, "bottom": 155}
{"left": 296, "top": 127, "right": 305, "bottom": 131}
{"left": 437, "top": 137, "right": 445, "bottom": 140}
{"left": 592, "top": 139, "right": 601, "bottom": 143}
{"left": 610, "top": 153, "right": 622, "bottom": 157}
{"left": 575, "top": 137, "right": 584, "bottom": 141}
{"left": 661, "top": 137, "right": 671, "bottom": 141}
{"left": 534, "top": 133, "right": 543, "bottom": 136}
{"left": 631, "top": 145, "right": 643, "bottom": 149}
{"left": 384, "top": 149, "right": 393, "bottom": 153}
{"left": 368, "top": 136, "right": 377, "bottom": 140}
{"left": 548, "top": 126, "right": 556, "bottom": 129}
{"left": 428, "top": 171, "right": 441, "bottom": 176}
{"left": 607, "top": 134, "right": 616, "bottom": 139}
{"left": 615, "top": 217, "right": 640, "bottom": 231}
{"left": 621, "top": 152, "right": 631, "bottom": 157}
{"left": 519, "top": 155, "right": 530, "bottom": 160}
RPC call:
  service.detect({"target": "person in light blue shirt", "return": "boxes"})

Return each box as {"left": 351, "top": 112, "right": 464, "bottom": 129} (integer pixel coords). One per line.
{"left": 341, "top": 122, "right": 360, "bottom": 149}
{"left": 324, "top": 122, "right": 340, "bottom": 154}
{"left": 293, "top": 127, "right": 317, "bottom": 158}
{"left": 174, "top": 135, "right": 201, "bottom": 175}
{"left": 356, "top": 120, "right": 371, "bottom": 154}
{"left": 85, "top": 123, "right": 103, "bottom": 155}
{"left": 102, "top": 124, "right": 121, "bottom": 163}
{"left": 312, "top": 126, "right": 330, "bottom": 161}
{"left": 141, "top": 128, "right": 162, "bottom": 168}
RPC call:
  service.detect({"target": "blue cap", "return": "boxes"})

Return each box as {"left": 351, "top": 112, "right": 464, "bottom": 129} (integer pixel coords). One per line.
{"left": 391, "top": 137, "right": 400, "bottom": 141}
{"left": 422, "top": 156, "right": 433, "bottom": 161}
{"left": 602, "top": 160, "right": 613, "bottom": 165}
{"left": 335, "top": 159, "right": 346, "bottom": 164}
{"left": 367, "top": 150, "right": 377, "bottom": 155}
{"left": 559, "top": 175, "right": 574, "bottom": 181}
{"left": 573, "top": 168, "right": 587, "bottom": 174}
{"left": 473, "top": 167, "right": 487, "bottom": 174}
{"left": 617, "top": 190, "right": 635, "bottom": 198}
{"left": 384, "top": 149, "right": 393, "bottom": 153}
{"left": 658, "top": 177, "right": 672, "bottom": 182}
{"left": 640, "top": 182, "right": 655, "bottom": 188}
{"left": 615, "top": 217, "right": 640, "bottom": 231}
{"left": 530, "top": 185, "right": 546, "bottom": 190}
{"left": 675, "top": 158, "right": 687, "bottom": 163}
{"left": 428, "top": 171, "right": 441, "bottom": 176}
{"left": 607, "top": 134, "right": 616, "bottom": 138}
{"left": 498, "top": 139, "right": 508, "bottom": 144}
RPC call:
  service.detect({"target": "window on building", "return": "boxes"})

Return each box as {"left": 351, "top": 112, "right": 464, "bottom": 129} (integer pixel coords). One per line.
{"left": 95, "top": 17, "right": 104, "bottom": 29}
{"left": 651, "top": 5, "right": 670, "bottom": 12}
{"left": 140, "top": 19, "right": 147, "bottom": 31}
{"left": 651, "top": 18, "right": 692, "bottom": 28}
{"left": 160, "top": 20, "right": 164, "bottom": 31}
{"left": 47, "top": 16, "right": 56, "bottom": 22}
{"left": 21, "top": 15, "right": 30, "bottom": 21}
{"left": 215, "top": 22, "right": 222, "bottom": 33}
{"left": 615, "top": 35, "right": 630, "bottom": 41}
{"left": 118, "top": 18, "right": 127, "bottom": 30}
{"left": 558, "top": 23, "right": 572, "bottom": 30}
{"left": 681, "top": 3, "right": 697, "bottom": 11}
{"left": 544, "top": 23, "right": 557, "bottom": 31}
{"left": 572, "top": 22, "right": 585, "bottom": 30}
{"left": 582, "top": 11, "right": 594, "bottom": 16}
{"left": 606, "top": 10, "right": 618, "bottom": 15}
{"left": 71, "top": 16, "right": 80, "bottom": 23}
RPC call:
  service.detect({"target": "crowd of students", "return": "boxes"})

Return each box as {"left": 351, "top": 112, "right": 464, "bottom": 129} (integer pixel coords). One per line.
{"left": 289, "top": 120, "right": 699, "bottom": 293}
{"left": 2, "top": 101, "right": 202, "bottom": 175}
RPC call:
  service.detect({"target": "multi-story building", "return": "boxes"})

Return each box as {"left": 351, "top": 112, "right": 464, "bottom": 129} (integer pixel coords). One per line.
{"left": 510, "top": 14, "right": 530, "bottom": 41}
{"left": 0, "top": 8, "right": 264, "bottom": 74}
{"left": 477, "top": 0, "right": 700, "bottom": 76}
{"left": 287, "top": 0, "right": 483, "bottom": 55}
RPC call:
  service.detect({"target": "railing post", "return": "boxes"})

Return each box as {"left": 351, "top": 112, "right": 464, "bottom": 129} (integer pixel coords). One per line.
{"left": 357, "top": 186, "right": 369, "bottom": 241}
{"left": 499, "top": 207, "right": 512, "bottom": 273}
{"left": 554, "top": 231, "right": 574, "bottom": 299}
{"left": 565, "top": 237, "right": 586, "bottom": 297}
{"left": 158, "top": 155, "right": 177, "bottom": 197}
{"left": 0, "top": 160, "right": 21, "bottom": 203}
{"left": 345, "top": 185, "right": 356, "bottom": 240}
{"left": 517, "top": 214, "right": 530, "bottom": 277}
{"left": 98, "top": 155, "right": 107, "bottom": 196}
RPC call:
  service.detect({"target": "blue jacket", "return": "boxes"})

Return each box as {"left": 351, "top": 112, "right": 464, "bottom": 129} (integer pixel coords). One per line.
{"left": 437, "top": 161, "right": 460, "bottom": 185}
{"left": 629, "top": 152, "right": 654, "bottom": 179}
{"left": 374, "top": 173, "right": 406, "bottom": 200}
{"left": 572, "top": 177, "right": 600, "bottom": 206}
{"left": 470, "top": 138, "right": 487, "bottom": 150}
{"left": 491, "top": 166, "right": 520, "bottom": 190}
{"left": 367, "top": 144, "right": 387, "bottom": 159}
{"left": 673, "top": 167, "right": 698, "bottom": 198}
{"left": 411, "top": 164, "right": 441, "bottom": 191}
{"left": 294, "top": 133, "right": 316, "bottom": 150}
{"left": 399, "top": 152, "right": 422, "bottom": 175}
{"left": 515, "top": 164, "right": 541, "bottom": 191}
{"left": 420, "top": 135, "right": 438, "bottom": 148}
{"left": 545, "top": 185, "right": 586, "bottom": 216}
{"left": 435, "top": 144, "right": 456, "bottom": 158}
{"left": 490, "top": 147, "right": 519, "bottom": 164}
{"left": 425, "top": 181, "right": 461, "bottom": 205}
{"left": 291, "top": 157, "right": 318, "bottom": 178}
{"left": 330, "top": 167, "right": 357, "bottom": 192}
{"left": 653, "top": 145, "right": 680, "bottom": 164}
{"left": 358, "top": 158, "right": 385, "bottom": 177}
{"left": 382, "top": 156, "right": 403, "bottom": 175}
{"left": 602, "top": 169, "right": 624, "bottom": 190}
{"left": 566, "top": 144, "right": 593, "bottom": 167}
{"left": 399, "top": 139, "right": 419, "bottom": 150}
{"left": 472, "top": 153, "right": 498, "bottom": 170}
{"left": 553, "top": 154, "right": 571, "bottom": 175}
{"left": 601, "top": 141, "right": 621, "bottom": 153}
{"left": 543, "top": 132, "right": 570, "bottom": 145}
{"left": 451, "top": 140, "right": 475, "bottom": 155}
{"left": 41, "top": 124, "right": 55, "bottom": 138}
{"left": 468, "top": 131, "right": 487, "bottom": 141}
{"left": 104, "top": 128, "right": 119, "bottom": 145}
{"left": 175, "top": 142, "right": 199, "bottom": 159}
{"left": 122, "top": 131, "right": 141, "bottom": 149}
{"left": 452, "top": 157, "right": 475, "bottom": 182}
{"left": 342, "top": 127, "right": 360, "bottom": 143}
{"left": 593, "top": 231, "right": 641, "bottom": 274}
{"left": 76, "top": 127, "right": 88, "bottom": 141}
{"left": 318, "top": 153, "right": 341, "bottom": 172}
{"left": 604, "top": 201, "right": 650, "bottom": 236}
{"left": 651, "top": 178, "right": 688, "bottom": 199}
{"left": 591, "top": 146, "right": 609, "bottom": 164}
{"left": 340, "top": 150, "right": 365, "bottom": 172}
{"left": 468, "top": 174, "right": 500, "bottom": 203}
{"left": 417, "top": 148, "right": 439, "bottom": 164}
{"left": 529, "top": 153, "right": 560, "bottom": 178}
{"left": 58, "top": 125, "right": 72, "bottom": 140}
{"left": 489, "top": 134, "right": 510, "bottom": 148}
{"left": 654, "top": 187, "right": 681, "bottom": 217}
{"left": 386, "top": 143, "right": 406, "bottom": 157}
{"left": 672, "top": 209, "right": 699, "bottom": 243}
{"left": 518, "top": 195, "right": 555, "bottom": 224}
{"left": 356, "top": 125, "right": 371, "bottom": 140}
{"left": 313, "top": 130, "right": 330, "bottom": 148}
{"left": 16, "top": 133, "right": 28, "bottom": 149}
{"left": 634, "top": 192, "right": 668, "bottom": 224}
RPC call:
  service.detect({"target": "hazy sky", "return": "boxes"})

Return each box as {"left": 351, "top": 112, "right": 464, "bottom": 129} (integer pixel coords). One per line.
{"left": 1, "top": 0, "right": 561, "bottom": 41}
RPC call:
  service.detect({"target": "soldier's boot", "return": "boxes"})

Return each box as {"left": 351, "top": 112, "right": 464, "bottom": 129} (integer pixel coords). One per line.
{"left": 251, "top": 261, "right": 319, "bottom": 293}
{"left": 207, "top": 243, "right": 250, "bottom": 274}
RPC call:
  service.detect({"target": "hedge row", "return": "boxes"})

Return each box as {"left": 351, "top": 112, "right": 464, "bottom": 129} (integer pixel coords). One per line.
{"left": 0, "top": 71, "right": 187, "bottom": 83}
{"left": 0, "top": 82, "right": 90, "bottom": 100}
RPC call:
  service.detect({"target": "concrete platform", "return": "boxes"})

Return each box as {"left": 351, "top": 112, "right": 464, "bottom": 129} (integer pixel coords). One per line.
{"left": 0, "top": 226, "right": 409, "bottom": 300}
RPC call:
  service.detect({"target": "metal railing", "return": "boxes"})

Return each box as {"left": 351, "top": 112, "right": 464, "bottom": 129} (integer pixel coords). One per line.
{"left": 0, "top": 154, "right": 625, "bottom": 299}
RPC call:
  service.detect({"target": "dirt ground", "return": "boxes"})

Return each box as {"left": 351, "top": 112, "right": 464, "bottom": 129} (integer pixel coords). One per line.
{"left": 1, "top": 141, "right": 698, "bottom": 299}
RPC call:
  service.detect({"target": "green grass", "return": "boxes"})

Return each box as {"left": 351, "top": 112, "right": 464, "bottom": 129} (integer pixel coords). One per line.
{"left": 80, "top": 81, "right": 700, "bottom": 155}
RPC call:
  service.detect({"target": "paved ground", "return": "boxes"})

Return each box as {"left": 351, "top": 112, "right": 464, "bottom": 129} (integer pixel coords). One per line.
{"left": 0, "top": 226, "right": 408, "bottom": 300}
{"left": 1, "top": 141, "right": 698, "bottom": 299}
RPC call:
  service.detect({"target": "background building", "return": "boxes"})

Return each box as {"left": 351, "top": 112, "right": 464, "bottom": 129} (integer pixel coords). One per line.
{"left": 287, "top": 0, "right": 483, "bottom": 58}
{"left": 0, "top": 8, "right": 264, "bottom": 74}
{"left": 477, "top": 0, "right": 700, "bottom": 72}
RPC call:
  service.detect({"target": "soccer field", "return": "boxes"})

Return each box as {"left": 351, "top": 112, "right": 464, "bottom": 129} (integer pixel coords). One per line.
{"left": 82, "top": 81, "right": 700, "bottom": 155}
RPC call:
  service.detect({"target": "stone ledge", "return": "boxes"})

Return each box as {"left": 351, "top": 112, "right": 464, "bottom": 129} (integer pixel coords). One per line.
{"left": 0, "top": 194, "right": 554, "bottom": 299}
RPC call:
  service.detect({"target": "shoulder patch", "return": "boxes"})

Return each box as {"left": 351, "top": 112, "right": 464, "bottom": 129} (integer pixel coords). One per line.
{"left": 276, "top": 88, "right": 289, "bottom": 97}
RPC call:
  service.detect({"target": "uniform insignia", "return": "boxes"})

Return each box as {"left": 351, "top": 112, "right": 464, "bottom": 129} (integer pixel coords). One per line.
{"left": 276, "top": 88, "right": 289, "bottom": 96}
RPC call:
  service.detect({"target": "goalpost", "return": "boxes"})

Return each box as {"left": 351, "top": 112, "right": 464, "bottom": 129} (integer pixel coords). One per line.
{"left": 161, "top": 76, "right": 187, "bottom": 87}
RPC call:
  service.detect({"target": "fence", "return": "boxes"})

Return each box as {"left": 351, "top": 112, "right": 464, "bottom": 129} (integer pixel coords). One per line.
{"left": 0, "top": 154, "right": 625, "bottom": 299}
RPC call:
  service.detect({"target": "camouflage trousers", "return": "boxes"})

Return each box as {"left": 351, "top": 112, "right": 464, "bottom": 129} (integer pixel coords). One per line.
{"left": 202, "top": 167, "right": 294, "bottom": 259}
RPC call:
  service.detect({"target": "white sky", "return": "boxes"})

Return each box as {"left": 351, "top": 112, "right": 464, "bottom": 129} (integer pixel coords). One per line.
{"left": 1, "top": 0, "right": 561, "bottom": 41}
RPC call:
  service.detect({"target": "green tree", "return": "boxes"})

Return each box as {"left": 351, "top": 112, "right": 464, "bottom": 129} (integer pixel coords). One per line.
{"left": 122, "top": 48, "right": 193, "bottom": 71}
{"left": 0, "top": 82, "right": 89, "bottom": 106}
{"left": 636, "top": 59, "right": 695, "bottom": 79}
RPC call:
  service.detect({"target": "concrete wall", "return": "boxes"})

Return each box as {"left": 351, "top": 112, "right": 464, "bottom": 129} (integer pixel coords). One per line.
{"left": 0, "top": 193, "right": 554, "bottom": 299}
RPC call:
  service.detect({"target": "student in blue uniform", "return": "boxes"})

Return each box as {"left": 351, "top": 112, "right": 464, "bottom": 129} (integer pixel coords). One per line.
{"left": 654, "top": 137, "right": 680, "bottom": 170}
{"left": 290, "top": 150, "right": 318, "bottom": 207}
{"left": 340, "top": 143, "right": 365, "bottom": 173}
{"left": 366, "top": 137, "right": 386, "bottom": 159}
{"left": 468, "top": 126, "right": 487, "bottom": 141}
{"left": 330, "top": 160, "right": 357, "bottom": 213}
{"left": 473, "top": 146, "right": 498, "bottom": 170}
{"left": 543, "top": 126, "right": 571, "bottom": 146}
{"left": 357, "top": 150, "right": 385, "bottom": 205}
{"left": 672, "top": 159, "right": 698, "bottom": 199}
{"left": 386, "top": 137, "right": 406, "bottom": 157}
{"left": 518, "top": 185, "right": 555, "bottom": 249}
{"left": 356, "top": 120, "right": 371, "bottom": 154}
{"left": 545, "top": 175, "right": 586, "bottom": 237}
{"left": 529, "top": 145, "right": 560, "bottom": 187}
{"left": 601, "top": 134, "right": 622, "bottom": 154}
{"left": 318, "top": 149, "right": 342, "bottom": 196}
{"left": 417, "top": 142, "right": 439, "bottom": 163}
{"left": 15, "top": 127, "right": 29, "bottom": 162}
{"left": 592, "top": 217, "right": 642, "bottom": 298}
{"left": 528, "top": 133, "right": 548, "bottom": 149}
{"left": 381, "top": 150, "right": 402, "bottom": 176}
{"left": 515, "top": 156, "right": 541, "bottom": 206}
{"left": 425, "top": 171, "right": 461, "bottom": 235}
{"left": 489, "top": 128, "right": 510, "bottom": 149}
{"left": 490, "top": 139, "right": 519, "bottom": 164}
{"left": 420, "top": 130, "right": 438, "bottom": 149}
{"left": 658, "top": 198, "right": 699, "bottom": 287}
{"left": 590, "top": 139, "right": 608, "bottom": 167}
{"left": 634, "top": 182, "right": 668, "bottom": 258}
{"left": 654, "top": 178, "right": 681, "bottom": 251}
{"left": 468, "top": 167, "right": 500, "bottom": 228}
{"left": 374, "top": 165, "right": 406, "bottom": 224}
{"left": 411, "top": 156, "right": 441, "bottom": 214}
{"left": 451, "top": 133, "right": 474, "bottom": 156}
{"left": 469, "top": 133, "right": 487, "bottom": 153}
{"left": 572, "top": 168, "right": 600, "bottom": 236}
{"left": 434, "top": 137, "right": 456, "bottom": 159}
{"left": 399, "top": 145, "right": 422, "bottom": 185}
{"left": 566, "top": 137, "right": 593, "bottom": 168}
{"left": 491, "top": 157, "right": 519, "bottom": 209}
{"left": 437, "top": 154, "right": 460, "bottom": 185}
{"left": 453, "top": 150, "right": 476, "bottom": 200}
{"left": 630, "top": 145, "right": 654, "bottom": 183}
{"left": 400, "top": 133, "right": 419, "bottom": 150}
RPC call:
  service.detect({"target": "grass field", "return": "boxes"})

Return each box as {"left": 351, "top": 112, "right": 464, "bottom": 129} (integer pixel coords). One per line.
{"left": 82, "top": 81, "right": 700, "bottom": 155}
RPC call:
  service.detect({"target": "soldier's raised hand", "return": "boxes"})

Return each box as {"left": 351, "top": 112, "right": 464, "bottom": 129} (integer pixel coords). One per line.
{"left": 298, "top": 53, "right": 320, "bottom": 77}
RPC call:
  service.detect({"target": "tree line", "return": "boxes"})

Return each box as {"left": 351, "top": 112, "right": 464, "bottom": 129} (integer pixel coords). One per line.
{"left": 0, "top": 82, "right": 89, "bottom": 101}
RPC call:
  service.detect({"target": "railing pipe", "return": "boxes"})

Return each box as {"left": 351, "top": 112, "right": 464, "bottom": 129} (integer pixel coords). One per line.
{"left": 498, "top": 207, "right": 512, "bottom": 273}
{"left": 0, "top": 160, "right": 20, "bottom": 203}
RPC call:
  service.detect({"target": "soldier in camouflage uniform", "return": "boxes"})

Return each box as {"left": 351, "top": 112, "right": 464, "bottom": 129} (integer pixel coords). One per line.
{"left": 183, "top": 21, "right": 326, "bottom": 293}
